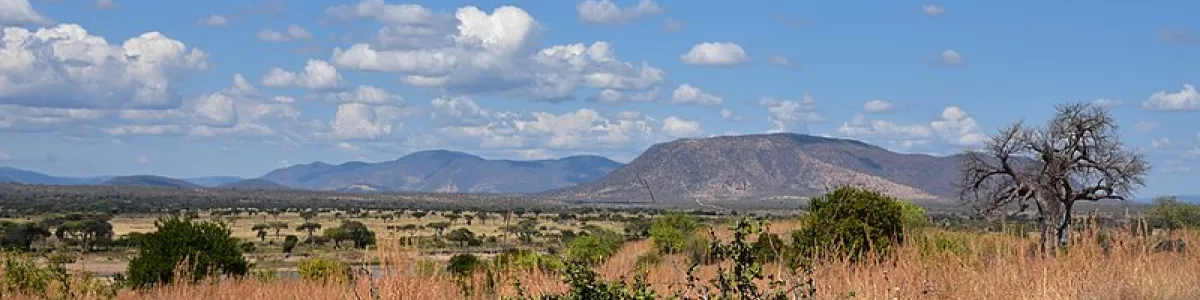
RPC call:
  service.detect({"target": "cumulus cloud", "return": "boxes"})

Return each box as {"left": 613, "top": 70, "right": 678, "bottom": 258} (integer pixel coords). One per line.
{"left": 324, "top": 0, "right": 438, "bottom": 24}
{"left": 259, "top": 25, "right": 311, "bottom": 42}
{"left": 935, "top": 50, "right": 964, "bottom": 66}
{"left": 671, "top": 84, "right": 722, "bottom": 105}
{"left": 681, "top": 42, "right": 749, "bottom": 66}
{"left": 662, "top": 116, "right": 702, "bottom": 137}
{"left": 330, "top": 102, "right": 403, "bottom": 139}
{"left": 330, "top": 5, "right": 666, "bottom": 101}
{"left": 0, "top": 24, "right": 209, "bottom": 109}
{"left": 577, "top": 0, "right": 662, "bottom": 24}
{"left": 930, "top": 106, "right": 985, "bottom": 146}
{"left": 864, "top": 100, "right": 895, "bottom": 113}
{"left": 922, "top": 4, "right": 944, "bottom": 16}
{"left": 260, "top": 60, "right": 343, "bottom": 91}
{"left": 1142, "top": 84, "right": 1199, "bottom": 111}
{"left": 329, "top": 85, "right": 403, "bottom": 105}
{"left": 0, "top": 0, "right": 50, "bottom": 25}
{"left": 761, "top": 95, "right": 823, "bottom": 133}
{"left": 113, "top": 74, "right": 300, "bottom": 139}
{"left": 198, "top": 15, "right": 229, "bottom": 26}
{"left": 719, "top": 108, "right": 743, "bottom": 121}
{"left": 430, "top": 96, "right": 490, "bottom": 125}
{"left": 836, "top": 114, "right": 932, "bottom": 141}
{"left": 428, "top": 105, "right": 658, "bottom": 151}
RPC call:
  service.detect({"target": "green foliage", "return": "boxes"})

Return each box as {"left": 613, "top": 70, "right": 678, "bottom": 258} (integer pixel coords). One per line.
{"left": 298, "top": 257, "right": 348, "bottom": 285}
{"left": 427, "top": 221, "right": 451, "bottom": 237}
{"left": 126, "top": 216, "right": 248, "bottom": 288}
{"left": 792, "top": 186, "right": 906, "bottom": 263}
{"left": 507, "top": 219, "right": 540, "bottom": 244}
{"left": 282, "top": 235, "right": 299, "bottom": 254}
{"left": 322, "top": 220, "right": 376, "bottom": 249}
{"left": 1, "top": 253, "right": 52, "bottom": 296}
{"left": 446, "top": 228, "right": 479, "bottom": 247}
{"left": 508, "top": 261, "right": 659, "bottom": 300}
{"left": 566, "top": 231, "right": 622, "bottom": 265}
{"left": 623, "top": 217, "right": 652, "bottom": 239}
{"left": 492, "top": 249, "right": 564, "bottom": 273}
{"left": 1148, "top": 196, "right": 1200, "bottom": 229}
{"left": 1, "top": 253, "right": 119, "bottom": 300}
{"left": 0, "top": 222, "right": 50, "bottom": 251}
{"left": 897, "top": 201, "right": 931, "bottom": 229}
{"left": 916, "top": 231, "right": 972, "bottom": 257}
{"left": 633, "top": 252, "right": 663, "bottom": 272}
{"left": 650, "top": 212, "right": 700, "bottom": 254}
{"left": 752, "top": 232, "right": 786, "bottom": 263}
{"left": 446, "top": 253, "right": 483, "bottom": 277}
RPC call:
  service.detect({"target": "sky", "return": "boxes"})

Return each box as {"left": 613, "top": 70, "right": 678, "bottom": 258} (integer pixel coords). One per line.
{"left": 0, "top": 0, "right": 1198, "bottom": 196}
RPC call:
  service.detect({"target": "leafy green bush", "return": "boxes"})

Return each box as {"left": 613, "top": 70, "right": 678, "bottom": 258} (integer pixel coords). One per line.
{"left": 493, "top": 249, "right": 563, "bottom": 273}
{"left": 298, "top": 257, "right": 347, "bottom": 285}
{"left": 898, "top": 201, "right": 931, "bottom": 229}
{"left": 126, "top": 217, "right": 248, "bottom": 288}
{"left": 282, "top": 235, "right": 299, "bottom": 254}
{"left": 792, "top": 186, "right": 905, "bottom": 263}
{"left": 649, "top": 212, "right": 700, "bottom": 254}
{"left": 447, "top": 253, "right": 483, "bottom": 277}
{"left": 1147, "top": 196, "right": 1200, "bottom": 229}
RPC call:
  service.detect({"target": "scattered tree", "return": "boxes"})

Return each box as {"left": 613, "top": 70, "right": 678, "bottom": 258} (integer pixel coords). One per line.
{"left": 126, "top": 217, "right": 248, "bottom": 288}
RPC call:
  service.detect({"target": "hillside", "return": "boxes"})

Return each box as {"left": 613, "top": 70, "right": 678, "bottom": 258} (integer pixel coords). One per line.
{"left": 216, "top": 179, "right": 290, "bottom": 190}
{"left": 184, "top": 176, "right": 243, "bottom": 187}
{"left": 552, "top": 133, "right": 962, "bottom": 204}
{"left": 102, "top": 175, "right": 201, "bottom": 189}
{"left": 260, "top": 150, "right": 622, "bottom": 193}
{"left": 0, "top": 167, "right": 109, "bottom": 185}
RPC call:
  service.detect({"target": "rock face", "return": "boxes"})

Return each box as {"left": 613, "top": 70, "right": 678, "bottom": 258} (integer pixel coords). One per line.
{"left": 259, "top": 150, "right": 622, "bottom": 194}
{"left": 552, "top": 133, "right": 963, "bottom": 203}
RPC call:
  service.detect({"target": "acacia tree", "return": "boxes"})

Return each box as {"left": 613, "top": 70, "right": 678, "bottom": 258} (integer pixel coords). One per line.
{"left": 958, "top": 102, "right": 1148, "bottom": 250}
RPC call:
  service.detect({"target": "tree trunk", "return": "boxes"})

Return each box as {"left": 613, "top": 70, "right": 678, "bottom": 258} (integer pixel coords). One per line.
{"left": 1055, "top": 202, "right": 1075, "bottom": 248}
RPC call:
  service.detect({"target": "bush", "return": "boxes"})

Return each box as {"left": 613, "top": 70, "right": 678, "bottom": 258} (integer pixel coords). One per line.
{"left": 650, "top": 212, "right": 700, "bottom": 254}
{"left": 282, "top": 235, "right": 299, "bottom": 254}
{"left": 633, "top": 251, "right": 663, "bottom": 272}
{"left": 1147, "top": 196, "right": 1200, "bottom": 230}
{"left": 298, "top": 257, "right": 347, "bottom": 285}
{"left": 446, "top": 253, "right": 483, "bottom": 277}
{"left": 898, "top": 201, "right": 931, "bottom": 229}
{"left": 566, "top": 234, "right": 619, "bottom": 265}
{"left": 792, "top": 186, "right": 905, "bottom": 263}
{"left": 126, "top": 217, "right": 248, "bottom": 288}
{"left": 493, "top": 249, "right": 563, "bottom": 273}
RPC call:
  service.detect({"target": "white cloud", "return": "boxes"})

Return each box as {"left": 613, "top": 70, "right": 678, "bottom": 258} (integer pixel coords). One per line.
{"left": 864, "top": 100, "right": 895, "bottom": 113}
{"left": 1134, "top": 121, "right": 1158, "bottom": 133}
{"left": 768, "top": 55, "right": 793, "bottom": 67}
{"left": 431, "top": 107, "right": 657, "bottom": 150}
{"left": 930, "top": 106, "right": 985, "bottom": 146}
{"left": 577, "top": 0, "right": 662, "bottom": 24}
{"left": 836, "top": 114, "right": 932, "bottom": 141}
{"left": 324, "top": 0, "right": 437, "bottom": 24}
{"left": 330, "top": 103, "right": 403, "bottom": 139}
{"left": 329, "top": 85, "right": 402, "bottom": 105}
{"left": 108, "top": 74, "right": 300, "bottom": 139}
{"left": 1092, "top": 98, "right": 1124, "bottom": 108}
{"left": 190, "top": 93, "right": 237, "bottom": 127}
{"left": 430, "top": 96, "right": 489, "bottom": 125}
{"left": 0, "top": 24, "right": 209, "bottom": 109}
{"left": 671, "top": 84, "right": 722, "bottom": 105}
{"left": 105, "top": 124, "right": 182, "bottom": 136}
{"left": 95, "top": 0, "right": 117, "bottom": 9}
{"left": 681, "top": 42, "right": 749, "bottom": 66}
{"left": 257, "top": 29, "right": 288, "bottom": 42}
{"left": 0, "top": 0, "right": 50, "bottom": 25}
{"left": 331, "top": 6, "right": 665, "bottom": 101}
{"left": 662, "top": 116, "right": 702, "bottom": 137}
{"left": 663, "top": 19, "right": 683, "bottom": 32}
{"left": 1151, "top": 137, "right": 1171, "bottom": 149}
{"left": 1143, "top": 84, "right": 1199, "bottom": 111}
{"left": 761, "top": 95, "right": 823, "bottom": 133}
{"left": 198, "top": 15, "right": 229, "bottom": 26}
{"left": 338, "top": 142, "right": 356, "bottom": 151}
{"left": 922, "top": 4, "right": 944, "bottom": 16}
{"left": 937, "top": 50, "right": 964, "bottom": 66}
{"left": 287, "top": 24, "right": 312, "bottom": 40}
{"left": 260, "top": 60, "right": 343, "bottom": 91}
{"left": 719, "top": 108, "right": 743, "bottom": 121}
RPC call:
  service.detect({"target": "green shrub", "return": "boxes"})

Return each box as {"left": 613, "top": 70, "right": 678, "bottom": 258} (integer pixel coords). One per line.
{"left": 898, "top": 201, "right": 931, "bottom": 229}
{"left": 493, "top": 249, "right": 563, "bottom": 273}
{"left": 916, "top": 231, "right": 971, "bottom": 257}
{"left": 447, "top": 253, "right": 483, "bottom": 277}
{"left": 792, "top": 186, "right": 905, "bottom": 263}
{"left": 1148, "top": 196, "right": 1200, "bottom": 229}
{"left": 282, "top": 235, "right": 299, "bottom": 254}
{"left": 126, "top": 217, "right": 248, "bottom": 288}
{"left": 633, "top": 251, "right": 663, "bottom": 272}
{"left": 650, "top": 212, "right": 700, "bottom": 254}
{"left": 298, "top": 257, "right": 347, "bottom": 285}
{"left": 752, "top": 232, "right": 786, "bottom": 263}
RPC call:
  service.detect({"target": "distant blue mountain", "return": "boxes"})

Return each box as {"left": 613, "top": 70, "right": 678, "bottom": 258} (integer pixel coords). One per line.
{"left": 260, "top": 150, "right": 623, "bottom": 193}
{"left": 1137, "top": 195, "right": 1200, "bottom": 204}
{"left": 0, "top": 167, "right": 107, "bottom": 185}
{"left": 183, "top": 176, "right": 243, "bottom": 187}
{"left": 102, "top": 175, "right": 201, "bottom": 189}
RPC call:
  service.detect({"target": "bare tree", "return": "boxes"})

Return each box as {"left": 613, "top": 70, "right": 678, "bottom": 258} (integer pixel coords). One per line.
{"left": 958, "top": 102, "right": 1149, "bottom": 251}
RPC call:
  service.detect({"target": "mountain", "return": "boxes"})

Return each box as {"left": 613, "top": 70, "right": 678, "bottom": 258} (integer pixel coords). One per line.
{"left": 0, "top": 167, "right": 108, "bottom": 185}
{"left": 260, "top": 150, "right": 623, "bottom": 193}
{"left": 553, "top": 133, "right": 964, "bottom": 204}
{"left": 216, "top": 178, "right": 290, "bottom": 190}
{"left": 184, "top": 176, "right": 243, "bottom": 187}
{"left": 102, "top": 175, "right": 202, "bottom": 189}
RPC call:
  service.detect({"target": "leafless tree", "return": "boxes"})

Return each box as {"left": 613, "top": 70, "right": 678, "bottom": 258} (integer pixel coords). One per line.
{"left": 958, "top": 102, "right": 1149, "bottom": 251}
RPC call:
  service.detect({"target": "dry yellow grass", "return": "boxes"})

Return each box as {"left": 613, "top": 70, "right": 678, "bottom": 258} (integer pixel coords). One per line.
{"left": 4, "top": 220, "right": 1198, "bottom": 300}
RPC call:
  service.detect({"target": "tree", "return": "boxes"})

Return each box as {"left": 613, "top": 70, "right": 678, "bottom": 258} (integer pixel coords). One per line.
{"left": 792, "top": 186, "right": 905, "bottom": 262}
{"left": 251, "top": 223, "right": 269, "bottom": 241}
{"left": 266, "top": 221, "right": 288, "bottom": 239}
{"left": 464, "top": 214, "right": 475, "bottom": 226}
{"left": 1147, "top": 196, "right": 1200, "bottom": 230}
{"left": 296, "top": 222, "right": 322, "bottom": 245}
{"left": 0, "top": 222, "right": 50, "bottom": 251}
{"left": 49, "top": 214, "right": 113, "bottom": 252}
{"left": 411, "top": 211, "right": 428, "bottom": 221}
{"left": 323, "top": 227, "right": 349, "bottom": 248}
{"left": 507, "top": 218, "right": 540, "bottom": 244}
{"left": 336, "top": 220, "right": 376, "bottom": 249}
{"left": 958, "top": 102, "right": 1149, "bottom": 249}
{"left": 446, "top": 228, "right": 477, "bottom": 247}
{"left": 446, "top": 213, "right": 462, "bottom": 225}
{"left": 427, "top": 221, "right": 451, "bottom": 238}
{"left": 299, "top": 210, "right": 317, "bottom": 221}
{"left": 282, "top": 235, "right": 299, "bottom": 254}
{"left": 476, "top": 211, "right": 489, "bottom": 225}
{"left": 126, "top": 217, "right": 248, "bottom": 288}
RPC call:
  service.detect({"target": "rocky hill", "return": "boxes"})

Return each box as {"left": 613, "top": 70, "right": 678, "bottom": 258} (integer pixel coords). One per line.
{"left": 552, "top": 133, "right": 962, "bottom": 204}
{"left": 101, "top": 175, "right": 202, "bottom": 189}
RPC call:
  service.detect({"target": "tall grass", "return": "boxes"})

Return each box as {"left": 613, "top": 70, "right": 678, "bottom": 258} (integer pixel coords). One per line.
{"left": 3, "top": 219, "right": 1198, "bottom": 300}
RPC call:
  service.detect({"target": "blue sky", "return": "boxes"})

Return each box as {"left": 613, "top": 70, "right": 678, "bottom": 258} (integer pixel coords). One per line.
{"left": 0, "top": 0, "right": 1198, "bottom": 196}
